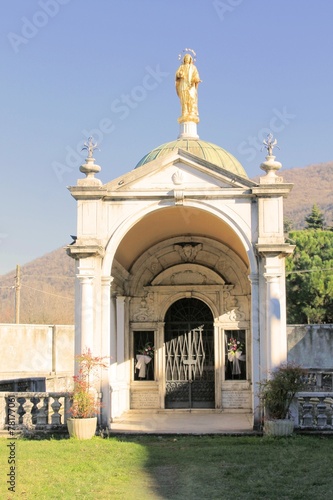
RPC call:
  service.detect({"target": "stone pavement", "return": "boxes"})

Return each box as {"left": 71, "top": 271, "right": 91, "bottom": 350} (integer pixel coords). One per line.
{"left": 110, "top": 410, "right": 256, "bottom": 435}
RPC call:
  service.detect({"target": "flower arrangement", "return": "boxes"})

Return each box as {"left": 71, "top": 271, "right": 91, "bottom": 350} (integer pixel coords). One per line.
{"left": 227, "top": 337, "right": 245, "bottom": 376}
{"left": 138, "top": 342, "right": 155, "bottom": 359}
{"left": 69, "top": 349, "right": 108, "bottom": 419}
{"left": 227, "top": 337, "right": 244, "bottom": 354}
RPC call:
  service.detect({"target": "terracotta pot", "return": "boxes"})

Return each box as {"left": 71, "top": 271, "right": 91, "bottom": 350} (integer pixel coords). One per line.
{"left": 67, "top": 417, "right": 97, "bottom": 440}
{"left": 264, "top": 419, "right": 294, "bottom": 437}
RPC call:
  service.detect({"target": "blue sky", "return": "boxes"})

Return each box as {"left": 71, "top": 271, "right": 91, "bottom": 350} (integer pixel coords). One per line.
{"left": 1, "top": 0, "right": 333, "bottom": 274}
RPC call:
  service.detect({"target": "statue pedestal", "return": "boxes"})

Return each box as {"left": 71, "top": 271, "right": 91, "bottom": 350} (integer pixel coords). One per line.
{"left": 178, "top": 121, "right": 199, "bottom": 139}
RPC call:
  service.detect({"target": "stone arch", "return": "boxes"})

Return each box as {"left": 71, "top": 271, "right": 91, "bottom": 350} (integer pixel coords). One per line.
{"left": 102, "top": 200, "right": 257, "bottom": 277}
{"left": 128, "top": 236, "right": 249, "bottom": 297}
{"left": 128, "top": 236, "right": 250, "bottom": 324}
{"left": 158, "top": 290, "right": 219, "bottom": 322}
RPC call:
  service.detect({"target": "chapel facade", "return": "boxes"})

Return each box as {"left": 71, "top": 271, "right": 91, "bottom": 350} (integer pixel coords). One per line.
{"left": 67, "top": 51, "right": 294, "bottom": 429}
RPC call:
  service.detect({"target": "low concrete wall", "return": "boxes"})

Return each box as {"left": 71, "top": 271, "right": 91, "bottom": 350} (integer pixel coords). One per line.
{"left": 1, "top": 324, "right": 332, "bottom": 387}
{"left": 0, "top": 324, "right": 74, "bottom": 390}
{"left": 287, "top": 324, "right": 333, "bottom": 369}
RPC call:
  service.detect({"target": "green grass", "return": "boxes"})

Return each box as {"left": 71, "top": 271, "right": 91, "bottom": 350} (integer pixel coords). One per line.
{"left": 1, "top": 435, "right": 333, "bottom": 499}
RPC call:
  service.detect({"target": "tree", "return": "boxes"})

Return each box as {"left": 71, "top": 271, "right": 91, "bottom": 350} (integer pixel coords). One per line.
{"left": 305, "top": 204, "right": 325, "bottom": 230}
{"left": 283, "top": 216, "right": 294, "bottom": 234}
{"left": 286, "top": 230, "right": 333, "bottom": 324}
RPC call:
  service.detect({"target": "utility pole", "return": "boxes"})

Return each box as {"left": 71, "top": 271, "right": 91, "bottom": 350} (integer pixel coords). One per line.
{"left": 15, "top": 264, "right": 21, "bottom": 323}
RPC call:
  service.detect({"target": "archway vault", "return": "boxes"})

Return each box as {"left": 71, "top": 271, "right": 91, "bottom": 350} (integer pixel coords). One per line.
{"left": 114, "top": 205, "right": 250, "bottom": 272}
{"left": 111, "top": 233, "right": 250, "bottom": 324}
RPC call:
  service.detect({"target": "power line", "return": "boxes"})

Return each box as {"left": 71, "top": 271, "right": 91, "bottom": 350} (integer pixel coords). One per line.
{"left": 287, "top": 268, "right": 333, "bottom": 275}
{"left": 21, "top": 275, "right": 75, "bottom": 279}
{"left": 20, "top": 283, "right": 74, "bottom": 301}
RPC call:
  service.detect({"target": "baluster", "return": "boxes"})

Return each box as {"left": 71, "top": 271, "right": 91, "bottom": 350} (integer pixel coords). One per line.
{"left": 36, "top": 397, "right": 49, "bottom": 427}
{"left": 17, "top": 397, "right": 25, "bottom": 425}
{"left": 51, "top": 396, "right": 62, "bottom": 425}
{"left": 317, "top": 402, "right": 327, "bottom": 427}
{"left": 22, "top": 398, "right": 33, "bottom": 428}
{"left": 31, "top": 397, "right": 39, "bottom": 425}
{"left": 302, "top": 402, "right": 313, "bottom": 426}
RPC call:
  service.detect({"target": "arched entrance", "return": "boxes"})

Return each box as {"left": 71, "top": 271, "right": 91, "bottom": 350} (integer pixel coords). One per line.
{"left": 164, "top": 298, "right": 215, "bottom": 409}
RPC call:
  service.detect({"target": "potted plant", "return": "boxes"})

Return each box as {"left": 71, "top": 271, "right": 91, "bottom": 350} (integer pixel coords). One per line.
{"left": 67, "top": 349, "right": 108, "bottom": 439}
{"left": 259, "top": 363, "right": 306, "bottom": 436}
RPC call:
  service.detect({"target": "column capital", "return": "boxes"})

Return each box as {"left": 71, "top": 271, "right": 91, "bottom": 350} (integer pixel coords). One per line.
{"left": 263, "top": 273, "right": 281, "bottom": 283}
{"left": 248, "top": 273, "right": 259, "bottom": 285}
{"left": 116, "top": 295, "right": 126, "bottom": 303}
{"left": 256, "top": 243, "right": 295, "bottom": 258}
{"left": 76, "top": 274, "right": 94, "bottom": 284}
{"left": 101, "top": 276, "right": 114, "bottom": 286}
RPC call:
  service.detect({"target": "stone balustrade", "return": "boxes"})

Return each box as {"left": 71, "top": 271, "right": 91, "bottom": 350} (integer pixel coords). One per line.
{"left": 293, "top": 392, "right": 333, "bottom": 430}
{"left": 302, "top": 370, "right": 333, "bottom": 392}
{"left": 0, "top": 392, "right": 72, "bottom": 433}
{"left": 1, "top": 384, "right": 333, "bottom": 434}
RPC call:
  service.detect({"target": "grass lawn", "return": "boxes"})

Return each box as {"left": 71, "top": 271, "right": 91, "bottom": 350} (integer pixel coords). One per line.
{"left": 0, "top": 434, "right": 332, "bottom": 499}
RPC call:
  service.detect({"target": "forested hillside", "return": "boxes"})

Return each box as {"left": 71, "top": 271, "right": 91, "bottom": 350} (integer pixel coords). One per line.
{"left": 282, "top": 161, "right": 333, "bottom": 229}
{"left": 0, "top": 247, "right": 75, "bottom": 324}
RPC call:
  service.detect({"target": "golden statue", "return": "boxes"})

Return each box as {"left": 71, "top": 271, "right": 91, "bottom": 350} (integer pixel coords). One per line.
{"left": 175, "top": 53, "right": 201, "bottom": 123}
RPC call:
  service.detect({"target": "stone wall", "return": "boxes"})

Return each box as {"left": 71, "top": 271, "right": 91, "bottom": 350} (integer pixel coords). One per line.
{"left": 0, "top": 324, "right": 74, "bottom": 391}
{"left": 287, "top": 324, "right": 333, "bottom": 369}
{"left": 1, "top": 323, "right": 332, "bottom": 389}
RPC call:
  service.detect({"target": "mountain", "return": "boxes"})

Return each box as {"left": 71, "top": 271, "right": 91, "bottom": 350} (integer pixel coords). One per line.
{"left": 281, "top": 161, "right": 333, "bottom": 229}
{"left": 0, "top": 161, "right": 332, "bottom": 324}
{"left": 0, "top": 247, "right": 75, "bottom": 324}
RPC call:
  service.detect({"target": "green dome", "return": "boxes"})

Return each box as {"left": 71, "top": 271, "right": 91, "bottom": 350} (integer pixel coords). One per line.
{"left": 135, "top": 138, "right": 247, "bottom": 178}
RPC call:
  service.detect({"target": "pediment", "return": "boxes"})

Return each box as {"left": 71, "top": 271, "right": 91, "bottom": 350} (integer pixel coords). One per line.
{"left": 105, "top": 149, "right": 256, "bottom": 192}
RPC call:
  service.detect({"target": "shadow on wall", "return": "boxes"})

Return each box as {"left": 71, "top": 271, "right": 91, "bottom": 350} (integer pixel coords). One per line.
{"left": 271, "top": 298, "right": 281, "bottom": 319}
{"left": 287, "top": 324, "right": 333, "bottom": 369}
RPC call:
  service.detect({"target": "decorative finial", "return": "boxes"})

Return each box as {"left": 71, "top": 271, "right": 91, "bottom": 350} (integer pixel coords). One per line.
{"left": 82, "top": 136, "right": 99, "bottom": 159}
{"left": 175, "top": 48, "right": 201, "bottom": 126}
{"left": 261, "top": 133, "right": 280, "bottom": 157}
{"left": 259, "top": 134, "right": 282, "bottom": 183}
{"left": 78, "top": 136, "right": 102, "bottom": 186}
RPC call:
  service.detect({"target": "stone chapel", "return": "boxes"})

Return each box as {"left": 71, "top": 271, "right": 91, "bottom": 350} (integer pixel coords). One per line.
{"left": 67, "top": 51, "right": 294, "bottom": 430}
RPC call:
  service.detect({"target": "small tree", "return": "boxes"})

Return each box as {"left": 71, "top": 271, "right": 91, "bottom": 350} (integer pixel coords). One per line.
{"left": 69, "top": 349, "right": 109, "bottom": 419}
{"left": 305, "top": 204, "right": 325, "bottom": 230}
{"left": 259, "top": 364, "right": 306, "bottom": 420}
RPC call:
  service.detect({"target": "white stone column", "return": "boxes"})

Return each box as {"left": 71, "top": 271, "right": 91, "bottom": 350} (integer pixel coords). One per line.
{"left": 248, "top": 273, "right": 260, "bottom": 428}
{"left": 100, "top": 276, "right": 113, "bottom": 428}
{"left": 264, "top": 272, "right": 287, "bottom": 373}
{"left": 109, "top": 295, "right": 118, "bottom": 420}
{"left": 110, "top": 296, "right": 117, "bottom": 373}
{"left": 116, "top": 296, "right": 126, "bottom": 377}
{"left": 114, "top": 296, "right": 128, "bottom": 416}
{"left": 76, "top": 273, "right": 94, "bottom": 355}
{"left": 214, "top": 321, "right": 222, "bottom": 409}
{"left": 157, "top": 322, "right": 165, "bottom": 409}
